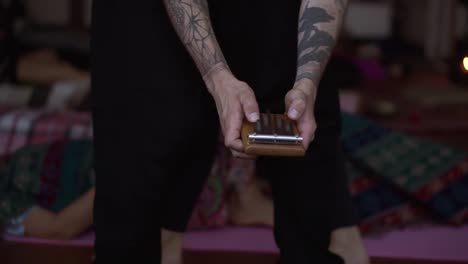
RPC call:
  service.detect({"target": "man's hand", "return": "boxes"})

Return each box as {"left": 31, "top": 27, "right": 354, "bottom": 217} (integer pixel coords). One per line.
{"left": 285, "top": 79, "right": 317, "bottom": 150}
{"left": 206, "top": 68, "right": 260, "bottom": 158}
{"left": 163, "top": 0, "right": 259, "bottom": 158}
{"left": 287, "top": 0, "right": 348, "bottom": 151}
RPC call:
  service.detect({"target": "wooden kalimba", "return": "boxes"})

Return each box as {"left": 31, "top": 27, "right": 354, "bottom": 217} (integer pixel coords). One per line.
{"left": 241, "top": 113, "right": 305, "bottom": 157}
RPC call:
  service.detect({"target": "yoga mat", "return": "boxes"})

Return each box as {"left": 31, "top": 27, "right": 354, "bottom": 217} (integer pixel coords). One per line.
{"left": 4, "top": 225, "right": 468, "bottom": 261}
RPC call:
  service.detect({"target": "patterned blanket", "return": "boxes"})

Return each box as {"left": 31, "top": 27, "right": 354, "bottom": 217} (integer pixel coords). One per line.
{"left": 342, "top": 113, "right": 468, "bottom": 226}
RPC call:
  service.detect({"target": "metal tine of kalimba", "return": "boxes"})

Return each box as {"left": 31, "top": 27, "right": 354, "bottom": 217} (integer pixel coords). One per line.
{"left": 261, "top": 113, "right": 271, "bottom": 134}
{"left": 285, "top": 117, "right": 292, "bottom": 134}
{"left": 269, "top": 112, "right": 277, "bottom": 137}
{"left": 276, "top": 115, "right": 283, "bottom": 135}
{"left": 255, "top": 116, "right": 262, "bottom": 134}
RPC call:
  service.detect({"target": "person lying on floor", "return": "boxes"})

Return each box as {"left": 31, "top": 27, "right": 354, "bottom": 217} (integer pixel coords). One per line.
{"left": 0, "top": 140, "right": 94, "bottom": 240}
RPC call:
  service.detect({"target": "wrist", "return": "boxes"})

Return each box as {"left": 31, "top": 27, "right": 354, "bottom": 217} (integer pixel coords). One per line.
{"left": 204, "top": 63, "right": 235, "bottom": 94}
{"left": 293, "top": 78, "right": 317, "bottom": 97}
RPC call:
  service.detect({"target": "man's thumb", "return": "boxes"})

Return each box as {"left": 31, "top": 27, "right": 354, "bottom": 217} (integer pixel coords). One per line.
{"left": 286, "top": 90, "right": 306, "bottom": 120}
{"left": 240, "top": 91, "right": 260, "bottom": 122}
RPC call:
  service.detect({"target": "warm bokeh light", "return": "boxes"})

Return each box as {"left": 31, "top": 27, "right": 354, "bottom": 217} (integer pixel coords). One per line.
{"left": 463, "top": 56, "right": 468, "bottom": 72}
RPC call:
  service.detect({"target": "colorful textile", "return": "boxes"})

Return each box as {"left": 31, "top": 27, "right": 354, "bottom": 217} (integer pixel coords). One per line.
{"left": 0, "top": 108, "right": 228, "bottom": 229}
{"left": 0, "top": 109, "right": 92, "bottom": 157}
{"left": 188, "top": 144, "right": 230, "bottom": 229}
{"left": 342, "top": 112, "right": 468, "bottom": 225}
{"left": 347, "top": 161, "right": 424, "bottom": 233}
{"left": 2, "top": 109, "right": 467, "bottom": 233}
{"left": 0, "top": 139, "right": 93, "bottom": 224}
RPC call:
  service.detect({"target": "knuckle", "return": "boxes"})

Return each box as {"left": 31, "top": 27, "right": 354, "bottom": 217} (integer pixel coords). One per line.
{"left": 236, "top": 83, "right": 249, "bottom": 93}
{"left": 225, "top": 123, "right": 233, "bottom": 131}
{"left": 295, "top": 99, "right": 306, "bottom": 109}
{"left": 286, "top": 90, "right": 296, "bottom": 99}
{"left": 238, "top": 81, "right": 248, "bottom": 87}
{"left": 240, "top": 90, "right": 254, "bottom": 101}
{"left": 293, "top": 88, "right": 304, "bottom": 96}
{"left": 245, "top": 102, "right": 256, "bottom": 111}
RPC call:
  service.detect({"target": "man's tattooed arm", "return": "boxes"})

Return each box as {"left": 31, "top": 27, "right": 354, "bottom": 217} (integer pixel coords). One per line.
{"left": 296, "top": 0, "right": 348, "bottom": 86}
{"left": 163, "top": 0, "right": 228, "bottom": 81}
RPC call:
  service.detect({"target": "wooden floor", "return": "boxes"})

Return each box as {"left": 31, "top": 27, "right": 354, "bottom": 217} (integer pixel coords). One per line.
{"left": 1, "top": 241, "right": 467, "bottom": 264}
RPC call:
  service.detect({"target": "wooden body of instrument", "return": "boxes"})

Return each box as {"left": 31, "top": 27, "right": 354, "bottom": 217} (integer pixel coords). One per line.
{"left": 241, "top": 113, "right": 305, "bottom": 157}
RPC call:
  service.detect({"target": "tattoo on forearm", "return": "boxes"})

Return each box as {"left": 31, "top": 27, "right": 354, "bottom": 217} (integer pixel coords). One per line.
{"left": 296, "top": 0, "right": 347, "bottom": 84}
{"left": 164, "top": 0, "right": 227, "bottom": 77}
{"left": 335, "top": 0, "right": 347, "bottom": 14}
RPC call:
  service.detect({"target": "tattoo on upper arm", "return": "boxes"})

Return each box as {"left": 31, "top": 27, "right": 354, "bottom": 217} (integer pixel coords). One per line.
{"left": 164, "top": 0, "right": 226, "bottom": 76}
{"left": 296, "top": 0, "right": 346, "bottom": 83}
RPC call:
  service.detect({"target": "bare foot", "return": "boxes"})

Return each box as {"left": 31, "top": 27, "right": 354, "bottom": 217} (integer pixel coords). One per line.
{"left": 162, "top": 229, "right": 183, "bottom": 264}
{"left": 228, "top": 178, "right": 274, "bottom": 227}
{"left": 329, "top": 226, "right": 369, "bottom": 264}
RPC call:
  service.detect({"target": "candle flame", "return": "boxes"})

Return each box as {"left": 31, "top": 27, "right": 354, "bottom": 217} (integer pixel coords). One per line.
{"left": 464, "top": 56, "right": 468, "bottom": 72}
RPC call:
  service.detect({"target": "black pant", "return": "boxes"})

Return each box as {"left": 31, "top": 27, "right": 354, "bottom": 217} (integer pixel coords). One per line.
{"left": 91, "top": 0, "right": 355, "bottom": 263}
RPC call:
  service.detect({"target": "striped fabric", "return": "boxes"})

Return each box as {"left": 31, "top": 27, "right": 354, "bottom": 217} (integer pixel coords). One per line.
{"left": 0, "top": 108, "right": 92, "bottom": 157}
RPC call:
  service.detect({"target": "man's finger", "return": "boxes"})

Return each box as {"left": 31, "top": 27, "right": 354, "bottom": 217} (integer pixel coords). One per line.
{"left": 239, "top": 90, "right": 260, "bottom": 122}
{"left": 288, "top": 99, "right": 306, "bottom": 120}
{"left": 222, "top": 107, "right": 243, "bottom": 140}
{"left": 224, "top": 136, "right": 244, "bottom": 153}
{"left": 228, "top": 139, "right": 257, "bottom": 159}
{"left": 231, "top": 149, "right": 256, "bottom": 159}
{"left": 285, "top": 88, "right": 305, "bottom": 107}
{"left": 298, "top": 121, "right": 316, "bottom": 149}
{"left": 301, "top": 132, "right": 315, "bottom": 150}
{"left": 285, "top": 89, "right": 307, "bottom": 120}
